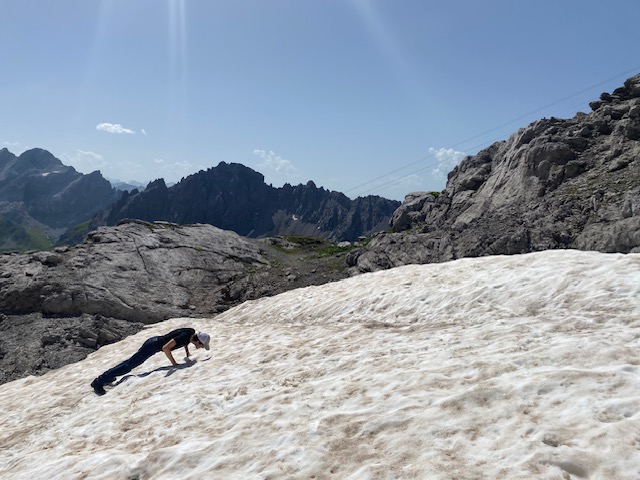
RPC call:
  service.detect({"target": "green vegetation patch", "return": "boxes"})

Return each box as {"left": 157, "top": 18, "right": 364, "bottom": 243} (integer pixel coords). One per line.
{"left": 26, "top": 227, "right": 53, "bottom": 251}
{"left": 316, "top": 243, "right": 357, "bottom": 257}
{"left": 268, "top": 234, "right": 359, "bottom": 257}
{"left": 281, "top": 235, "right": 325, "bottom": 247}
{"left": 56, "top": 220, "right": 91, "bottom": 247}
{"left": 0, "top": 219, "right": 53, "bottom": 252}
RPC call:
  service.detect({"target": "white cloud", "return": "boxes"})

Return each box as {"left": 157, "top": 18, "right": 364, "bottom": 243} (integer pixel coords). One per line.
{"left": 253, "top": 149, "right": 300, "bottom": 186}
{"left": 253, "top": 149, "right": 297, "bottom": 174}
{"left": 156, "top": 159, "right": 193, "bottom": 182}
{"left": 164, "top": 160, "right": 192, "bottom": 171}
{"left": 96, "top": 123, "right": 136, "bottom": 134}
{"left": 429, "top": 147, "right": 465, "bottom": 180}
{"left": 141, "top": 129, "right": 147, "bottom": 136}
{"left": 116, "top": 160, "right": 147, "bottom": 180}
{"left": 60, "top": 149, "right": 108, "bottom": 174}
{"left": 1, "top": 141, "right": 27, "bottom": 154}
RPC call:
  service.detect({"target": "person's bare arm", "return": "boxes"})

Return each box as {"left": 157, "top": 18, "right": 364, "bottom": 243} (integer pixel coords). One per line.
{"left": 162, "top": 339, "right": 179, "bottom": 366}
{"left": 184, "top": 345, "right": 190, "bottom": 357}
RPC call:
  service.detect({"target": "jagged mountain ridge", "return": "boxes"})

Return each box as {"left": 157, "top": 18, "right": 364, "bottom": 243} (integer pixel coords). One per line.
{"left": 0, "top": 148, "right": 119, "bottom": 251}
{"left": 349, "top": 73, "right": 640, "bottom": 272}
{"left": 105, "top": 162, "right": 401, "bottom": 242}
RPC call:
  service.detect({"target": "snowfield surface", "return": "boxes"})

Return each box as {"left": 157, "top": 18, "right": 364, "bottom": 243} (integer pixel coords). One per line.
{"left": 1, "top": 250, "right": 640, "bottom": 479}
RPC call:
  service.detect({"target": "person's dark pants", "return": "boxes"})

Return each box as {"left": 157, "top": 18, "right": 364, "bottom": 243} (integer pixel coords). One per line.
{"left": 96, "top": 336, "right": 161, "bottom": 386}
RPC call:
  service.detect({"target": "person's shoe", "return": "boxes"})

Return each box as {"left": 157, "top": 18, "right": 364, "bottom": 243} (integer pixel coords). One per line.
{"left": 91, "top": 378, "right": 106, "bottom": 396}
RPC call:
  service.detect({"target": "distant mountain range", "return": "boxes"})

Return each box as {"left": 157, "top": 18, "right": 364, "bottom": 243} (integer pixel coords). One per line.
{"left": 100, "top": 162, "right": 401, "bottom": 242}
{"left": 107, "top": 179, "right": 147, "bottom": 193}
{"left": 0, "top": 149, "right": 401, "bottom": 251}
{"left": 0, "top": 148, "right": 119, "bottom": 251}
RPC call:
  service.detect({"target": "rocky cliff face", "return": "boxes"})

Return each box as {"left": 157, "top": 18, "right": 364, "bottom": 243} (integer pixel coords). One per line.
{"left": 105, "top": 162, "right": 400, "bottom": 242}
{"left": 0, "top": 148, "right": 119, "bottom": 250}
{"left": 349, "top": 73, "right": 640, "bottom": 272}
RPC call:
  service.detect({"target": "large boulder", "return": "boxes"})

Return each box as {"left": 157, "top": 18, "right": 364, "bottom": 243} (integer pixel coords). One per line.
{"left": 0, "top": 220, "right": 271, "bottom": 323}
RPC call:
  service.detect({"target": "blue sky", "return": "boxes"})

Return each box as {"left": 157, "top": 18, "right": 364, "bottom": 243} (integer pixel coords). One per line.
{"left": 2, "top": 0, "right": 639, "bottom": 200}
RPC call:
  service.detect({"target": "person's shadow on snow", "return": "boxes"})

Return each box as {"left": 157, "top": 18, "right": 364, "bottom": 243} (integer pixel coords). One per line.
{"left": 113, "top": 357, "right": 200, "bottom": 386}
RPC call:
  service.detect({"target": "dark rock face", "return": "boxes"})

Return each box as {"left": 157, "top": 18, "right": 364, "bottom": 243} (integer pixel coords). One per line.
{"left": 350, "top": 73, "right": 640, "bottom": 272}
{"left": 0, "top": 313, "right": 144, "bottom": 385}
{"left": 105, "top": 163, "right": 400, "bottom": 242}
{"left": 0, "top": 148, "right": 119, "bottom": 250}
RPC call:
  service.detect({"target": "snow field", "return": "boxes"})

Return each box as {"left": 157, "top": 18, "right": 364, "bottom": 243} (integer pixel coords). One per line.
{"left": 1, "top": 250, "right": 639, "bottom": 479}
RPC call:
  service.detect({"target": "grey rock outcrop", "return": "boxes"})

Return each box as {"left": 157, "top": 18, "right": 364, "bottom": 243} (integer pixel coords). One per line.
{"left": 350, "top": 73, "right": 640, "bottom": 272}
{"left": 0, "top": 220, "right": 275, "bottom": 323}
{"left": 0, "top": 219, "right": 353, "bottom": 384}
{"left": 0, "top": 313, "right": 144, "bottom": 385}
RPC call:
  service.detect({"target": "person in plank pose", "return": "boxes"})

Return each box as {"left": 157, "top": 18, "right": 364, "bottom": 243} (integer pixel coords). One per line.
{"left": 91, "top": 327, "right": 210, "bottom": 395}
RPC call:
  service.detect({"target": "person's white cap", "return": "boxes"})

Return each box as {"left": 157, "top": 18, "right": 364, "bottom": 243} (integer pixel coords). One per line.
{"left": 197, "top": 332, "right": 210, "bottom": 350}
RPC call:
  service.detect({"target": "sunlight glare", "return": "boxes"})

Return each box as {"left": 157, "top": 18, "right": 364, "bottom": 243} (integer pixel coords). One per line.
{"left": 167, "top": 0, "right": 188, "bottom": 132}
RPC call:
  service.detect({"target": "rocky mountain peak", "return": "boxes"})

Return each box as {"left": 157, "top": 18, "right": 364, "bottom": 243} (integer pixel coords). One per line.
{"left": 0, "top": 147, "right": 15, "bottom": 163}
{"left": 17, "top": 148, "right": 66, "bottom": 172}
{"left": 0, "top": 149, "right": 120, "bottom": 250}
{"left": 104, "top": 162, "right": 400, "bottom": 242}
{"left": 145, "top": 178, "right": 168, "bottom": 190}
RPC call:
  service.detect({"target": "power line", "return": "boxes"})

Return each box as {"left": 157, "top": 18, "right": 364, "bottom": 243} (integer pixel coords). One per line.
{"left": 352, "top": 97, "right": 616, "bottom": 198}
{"left": 347, "top": 66, "right": 640, "bottom": 198}
{"left": 353, "top": 136, "right": 500, "bottom": 197}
